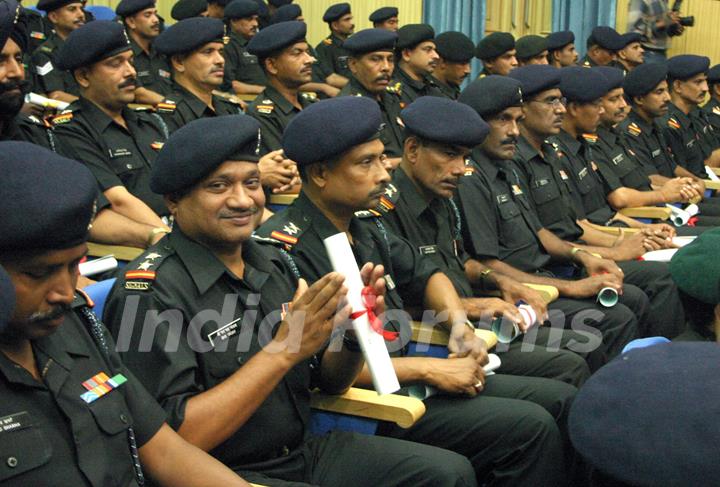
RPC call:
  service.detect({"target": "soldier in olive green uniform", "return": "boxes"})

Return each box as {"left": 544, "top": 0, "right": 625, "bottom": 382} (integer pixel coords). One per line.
{"left": 314, "top": 3, "right": 353, "bottom": 87}
{"left": 221, "top": 0, "right": 266, "bottom": 95}
{"left": 392, "top": 24, "right": 443, "bottom": 105}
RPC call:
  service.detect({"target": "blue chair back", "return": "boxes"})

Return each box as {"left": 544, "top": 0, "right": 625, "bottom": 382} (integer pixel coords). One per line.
{"left": 86, "top": 5, "right": 117, "bottom": 21}
{"left": 83, "top": 278, "right": 117, "bottom": 319}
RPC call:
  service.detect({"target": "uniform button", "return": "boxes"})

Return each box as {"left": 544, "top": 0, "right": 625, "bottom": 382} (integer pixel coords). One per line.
{"left": 281, "top": 446, "right": 290, "bottom": 456}
{"left": 120, "top": 414, "right": 129, "bottom": 424}
{"left": 126, "top": 164, "right": 133, "bottom": 170}
{"left": 236, "top": 357, "right": 244, "bottom": 365}
{"left": 6, "top": 457, "right": 18, "bottom": 468}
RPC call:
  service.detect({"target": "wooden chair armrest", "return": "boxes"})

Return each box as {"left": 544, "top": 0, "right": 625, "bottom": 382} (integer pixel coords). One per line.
{"left": 87, "top": 242, "right": 143, "bottom": 261}
{"left": 618, "top": 206, "right": 671, "bottom": 220}
{"left": 521, "top": 283, "right": 559, "bottom": 303}
{"left": 703, "top": 179, "right": 720, "bottom": 191}
{"left": 410, "top": 321, "right": 498, "bottom": 349}
{"left": 268, "top": 193, "right": 299, "bottom": 205}
{"left": 310, "top": 387, "right": 425, "bottom": 429}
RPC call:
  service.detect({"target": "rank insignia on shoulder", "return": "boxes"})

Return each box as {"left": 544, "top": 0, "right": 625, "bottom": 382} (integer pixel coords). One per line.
{"left": 30, "top": 31, "right": 45, "bottom": 40}
{"left": 463, "top": 163, "right": 475, "bottom": 176}
{"left": 713, "top": 106, "right": 720, "bottom": 116}
{"left": 155, "top": 102, "right": 176, "bottom": 113}
{"left": 355, "top": 209, "right": 383, "bottom": 218}
{"left": 124, "top": 269, "right": 156, "bottom": 291}
{"left": 270, "top": 230, "right": 298, "bottom": 246}
{"left": 150, "top": 141, "right": 164, "bottom": 150}
{"left": 667, "top": 118, "right": 681, "bottom": 130}
{"left": 386, "top": 82, "right": 402, "bottom": 95}
{"left": 256, "top": 104, "right": 275, "bottom": 114}
{"left": 323, "top": 37, "right": 333, "bottom": 45}
{"left": 50, "top": 112, "right": 73, "bottom": 125}
{"left": 581, "top": 133, "right": 598, "bottom": 143}
{"left": 511, "top": 184, "right": 523, "bottom": 195}
{"left": 35, "top": 61, "right": 52, "bottom": 76}
{"left": 300, "top": 92, "right": 318, "bottom": 101}
{"left": 559, "top": 169, "right": 569, "bottom": 180}
{"left": 627, "top": 123, "right": 642, "bottom": 136}
{"left": 379, "top": 196, "right": 395, "bottom": 212}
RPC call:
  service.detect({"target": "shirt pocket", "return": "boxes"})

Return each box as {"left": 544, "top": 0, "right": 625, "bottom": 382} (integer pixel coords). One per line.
{"left": 497, "top": 200, "right": 535, "bottom": 251}
{"left": 0, "top": 415, "right": 52, "bottom": 482}
{"left": 574, "top": 168, "right": 595, "bottom": 195}
{"left": 530, "top": 182, "right": 563, "bottom": 224}
{"left": 88, "top": 393, "right": 134, "bottom": 435}
{"left": 106, "top": 148, "right": 142, "bottom": 176}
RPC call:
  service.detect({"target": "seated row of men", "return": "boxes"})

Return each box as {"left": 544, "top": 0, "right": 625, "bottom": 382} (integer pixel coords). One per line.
{"left": 2, "top": 2, "right": 720, "bottom": 485}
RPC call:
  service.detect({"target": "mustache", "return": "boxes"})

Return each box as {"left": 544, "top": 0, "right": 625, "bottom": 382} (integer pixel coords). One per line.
{"left": 219, "top": 207, "right": 261, "bottom": 218}
{"left": 375, "top": 74, "right": 391, "bottom": 82}
{"left": 118, "top": 78, "right": 137, "bottom": 89}
{"left": 500, "top": 136, "right": 518, "bottom": 145}
{"left": 28, "top": 305, "right": 70, "bottom": 324}
{"left": 0, "top": 79, "right": 30, "bottom": 96}
{"left": 369, "top": 183, "right": 388, "bottom": 198}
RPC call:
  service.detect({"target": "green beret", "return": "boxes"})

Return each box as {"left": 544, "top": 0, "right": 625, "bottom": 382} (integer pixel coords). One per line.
{"left": 396, "top": 23, "right": 434, "bottom": 50}
{"left": 459, "top": 75, "right": 523, "bottom": 118}
{"left": 369, "top": 6, "right": 397, "bottom": 23}
{"left": 515, "top": 34, "right": 547, "bottom": 60}
{"left": 475, "top": 32, "right": 515, "bottom": 60}
{"left": 434, "top": 31, "right": 474, "bottom": 63}
{"left": 669, "top": 228, "right": 720, "bottom": 304}
{"left": 171, "top": 0, "right": 208, "bottom": 20}
{"left": 154, "top": 17, "right": 224, "bottom": 56}
{"left": 56, "top": 21, "right": 132, "bottom": 71}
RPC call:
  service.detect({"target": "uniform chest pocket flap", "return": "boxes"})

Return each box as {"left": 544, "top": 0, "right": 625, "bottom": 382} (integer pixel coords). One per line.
{"left": 530, "top": 181, "right": 561, "bottom": 204}
{"left": 88, "top": 393, "right": 133, "bottom": 435}
{"left": 497, "top": 199, "right": 521, "bottom": 220}
{"left": 575, "top": 169, "right": 595, "bottom": 195}
{"left": 610, "top": 154, "right": 636, "bottom": 178}
{"left": 0, "top": 412, "right": 52, "bottom": 481}
{"left": 107, "top": 148, "right": 141, "bottom": 175}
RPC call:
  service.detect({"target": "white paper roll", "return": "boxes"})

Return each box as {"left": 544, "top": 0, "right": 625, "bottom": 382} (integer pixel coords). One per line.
{"left": 667, "top": 204, "right": 690, "bottom": 227}
{"left": 323, "top": 233, "right": 400, "bottom": 395}
{"left": 79, "top": 255, "right": 118, "bottom": 277}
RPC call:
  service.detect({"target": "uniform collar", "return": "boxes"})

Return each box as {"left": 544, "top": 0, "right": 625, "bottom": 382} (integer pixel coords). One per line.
{"left": 628, "top": 109, "right": 655, "bottom": 133}
{"left": 293, "top": 191, "right": 371, "bottom": 241}
{"left": 75, "top": 96, "right": 137, "bottom": 133}
{"left": 262, "top": 84, "right": 299, "bottom": 116}
{"left": 393, "top": 166, "right": 433, "bottom": 219}
{"left": 169, "top": 227, "right": 273, "bottom": 295}
{"left": 171, "top": 83, "right": 216, "bottom": 118}
{"left": 396, "top": 66, "right": 425, "bottom": 91}
{"left": 470, "top": 147, "right": 500, "bottom": 180}
{"left": 516, "top": 134, "right": 543, "bottom": 163}
{"left": 668, "top": 102, "right": 691, "bottom": 125}
{"left": 556, "top": 129, "right": 582, "bottom": 155}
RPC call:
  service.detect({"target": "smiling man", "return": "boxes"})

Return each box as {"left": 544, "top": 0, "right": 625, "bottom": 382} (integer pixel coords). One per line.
{"left": 104, "top": 113, "right": 476, "bottom": 487}
{"left": 0, "top": 141, "right": 255, "bottom": 487}
{"left": 52, "top": 20, "right": 172, "bottom": 239}
{"left": 153, "top": 16, "right": 243, "bottom": 132}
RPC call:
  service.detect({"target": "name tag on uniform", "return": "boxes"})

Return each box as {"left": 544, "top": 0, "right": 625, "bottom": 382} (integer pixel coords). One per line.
{"left": 535, "top": 178, "right": 550, "bottom": 187}
{"left": 511, "top": 184, "right": 523, "bottom": 195}
{"left": 207, "top": 317, "right": 242, "bottom": 347}
{"left": 496, "top": 194, "right": 510, "bottom": 204}
{"left": 559, "top": 170, "right": 569, "bottom": 180}
{"left": 652, "top": 149, "right": 661, "bottom": 157}
{"left": 0, "top": 412, "right": 31, "bottom": 434}
{"left": 578, "top": 167, "right": 589, "bottom": 179}
{"left": 419, "top": 245, "right": 437, "bottom": 255}
{"left": 686, "top": 139, "right": 695, "bottom": 148}
{"left": 612, "top": 154, "right": 624, "bottom": 165}
{"left": 159, "top": 69, "right": 171, "bottom": 79}
{"left": 137, "top": 70, "right": 150, "bottom": 77}
{"left": 109, "top": 148, "right": 132, "bottom": 158}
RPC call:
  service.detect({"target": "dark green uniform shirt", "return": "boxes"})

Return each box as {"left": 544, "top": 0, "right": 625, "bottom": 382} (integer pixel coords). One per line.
{"left": 313, "top": 33, "right": 351, "bottom": 81}
{"left": 456, "top": 149, "right": 552, "bottom": 273}
{"left": 255, "top": 191, "right": 441, "bottom": 315}
{"left": 513, "top": 135, "right": 584, "bottom": 242}
{"left": 129, "top": 36, "right": 172, "bottom": 96}
{"left": 432, "top": 77, "right": 461, "bottom": 100}
{"left": 0, "top": 293, "right": 165, "bottom": 486}
{"left": 23, "top": 7, "right": 52, "bottom": 54}
{"left": 53, "top": 97, "right": 169, "bottom": 216}
{"left": 246, "top": 85, "right": 317, "bottom": 154}
{"left": 659, "top": 103, "right": 710, "bottom": 178}
{"left": 701, "top": 97, "right": 720, "bottom": 134}
{"left": 594, "top": 126, "right": 653, "bottom": 191}
{"left": 579, "top": 55, "right": 598, "bottom": 67}
{"left": 31, "top": 33, "right": 79, "bottom": 97}
{"left": 392, "top": 66, "right": 444, "bottom": 106}
{"left": 339, "top": 76, "right": 405, "bottom": 158}
{"left": 0, "top": 114, "right": 58, "bottom": 150}
{"left": 159, "top": 83, "right": 244, "bottom": 132}
{"left": 221, "top": 33, "right": 267, "bottom": 92}
{"left": 104, "top": 229, "right": 312, "bottom": 470}
{"left": 618, "top": 109, "right": 678, "bottom": 178}
{"left": 379, "top": 167, "right": 474, "bottom": 299}
{"left": 548, "top": 130, "right": 618, "bottom": 225}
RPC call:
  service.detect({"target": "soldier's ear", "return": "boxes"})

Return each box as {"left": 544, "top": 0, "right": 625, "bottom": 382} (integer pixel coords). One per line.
{"left": 74, "top": 67, "right": 91, "bottom": 88}
{"left": 306, "top": 162, "right": 328, "bottom": 189}
{"left": 170, "top": 55, "right": 185, "bottom": 73}
{"left": 403, "top": 136, "right": 420, "bottom": 164}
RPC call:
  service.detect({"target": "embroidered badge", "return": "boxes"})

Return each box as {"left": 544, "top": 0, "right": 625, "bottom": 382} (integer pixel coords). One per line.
{"left": 80, "top": 372, "right": 128, "bottom": 404}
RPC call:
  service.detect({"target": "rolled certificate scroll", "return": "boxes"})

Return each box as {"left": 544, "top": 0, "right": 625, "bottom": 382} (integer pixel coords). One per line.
{"left": 79, "top": 255, "right": 118, "bottom": 277}
{"left": 323, "top": 233, "right": 400, "bottom": 394}
{"left": 667, "top": 203, "right": 699, "bottom": 227}
{"left": 25, "top": 92, "right": 70, "bottom": 111}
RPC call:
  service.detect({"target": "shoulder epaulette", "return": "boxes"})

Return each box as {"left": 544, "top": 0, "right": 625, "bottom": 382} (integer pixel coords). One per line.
{"left": 376, "top": 183, "right": 399, "bottom": 213}
{"left": 259, "top": 218, "right": 306, "bottom": 250}
{"left": 386, "top": 81, "right": 402, "bottom": 95}
{"left": 323, "top": 37, "right": 333, "bottom": 45}
{"left": 713, "top": 106, "right": 720, "bottom": 116}
{"left": 131, "top": 104, "right": 154, "bottom": 112}
{"left": 123, "top": 249, "right": 172, "bottom": 291}
{"left": 581, "top": 133, "right": 598, "bottom": 143}
{"left": 30, "top": 31, "right": 46, "bottom": 40}
{"left": 50, "top": 112, "right": 73, "bottom": 125}
{"left": 355, "top": 209, "right": 383, "bottom": 218}
{"left": 300, "top": 91, "right": 318, "bottom": 102}
{"left": 72, "top": 289, "right": 95, "bottom": 309}
{"left": 463, "top": 159, "right": 476, "bottom": 176}
{"left": 155, "top": 101, "right": 176, "bottom": 113}
{"left": 254, "top": 101, "right": 275, "bottom": 114}
{"left": 626, "top": 122, "right": 642, "bottom": 137}
{"left": 667, "top": 117, "right": 681, "bottom": 130}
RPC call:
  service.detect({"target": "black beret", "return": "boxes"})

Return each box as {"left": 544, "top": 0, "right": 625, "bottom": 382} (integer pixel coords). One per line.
{"left": 668, "top": 54, "right": 710, "bottom": 81}
{"left": 475, "top": 31, "right": 515, "bottom": 60}
{"left": 253, "top": 0, "right": 269, "bottom": 19}
{"left": 669, "top": 227, "right": 720, "bottom": 304}
{"left": 508, "top": 64, "right": 561, "bottom": 98}
{"left": 152, "top": 115, "right": 263, "bottom": 194}
{"left": 268, "top": 0, "right": 290, "bottom": 6}
{"left": 396, "top": 23, "right": 434, "bottom": 50}
{"left": 171, "top": 0, "right": 208, "bottom": 20}
{"left": 223, "top": 0, "right": 258, "bottom": 19}
{"left": 0, "top": 266, "right": 14, "bottom": 335}
{"left": 208, "top": 0, "right": 232, "bottom": 7}
{"left": 322, "top": 2, "right": 350, "bottom": 23}
{"left": 0, "top": 0, "right": 20, "bottom": 51}
{"left": 587, "top": 26, "right": 624, "bottom": 51}
{"left": 619, "top": 31, "right": 643, "bottom": 48}
{"left": 560, "top": 66, "right": 608, "bottom": 103}
{"left": 344, "top": 28, "right": 397, "bottom": 55}
{"left": 708, "top": 64, "right": 720, "bottom": 84}
{"left": 369, "top": 6, "right": 397, "bottom": 23}
{"left": 459, "top": 75, "right": 523, "bottom": 118}
{"left": 247, "top": 20, "right": 305, "bottom": 57}
{"left": 116, "top": 0, "right": 155, "bottom": 17}
{"left": 623, "top": 62, "right": 667, "bottom": 97}
{"left": 269, "top": 3, "right": 300, "bottom": 24}
{"left": 569, "top": 343, "right": 720, "bottom": 486}
{"left": 402, "top": 96, "right": 489, "bottom": 147}
{"left": 545, "top": 30, "right": 574, "bottom": 51}
{"left": 594, "top": 66, "right": 624, "bottom": 91}
{"left": 154, "top": 17, "right": 224, "bottom": 55}
{"left": 434, "top": 31, "right": 474, "bottom": 63}
{"left": 283, "top": 97, "right": 382, "bottom": 166}
{"left": 515, "top": 34, "right": 547, "bottom": 60}
{"left": 0, "top": 141, "right": 98, "bottom": 251}
{"left": 36, "top": 0, "right": 78, "bottom": 12}
{"left": 56, "top": 21, "right": 131, "bottom": 71}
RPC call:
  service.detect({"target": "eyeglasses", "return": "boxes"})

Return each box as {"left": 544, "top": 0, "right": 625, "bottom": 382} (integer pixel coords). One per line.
{"left": 529, "top": 96, "right": 567, "bottom": 108}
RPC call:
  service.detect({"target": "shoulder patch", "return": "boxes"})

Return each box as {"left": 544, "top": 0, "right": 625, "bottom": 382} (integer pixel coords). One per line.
{"left": 323, "top": 37, "right": 333, "bottom": 45}
{"left": 713, "top": 106, "right": 720, "bottom": 116}
{"left": 355, "top": 209, "right": 383, "bottom": 218}
{"left": 30, "top": 31, "right": 46, "bottom": 40}
{"left": 300, "top": 91, "right": 318, "bottom": 101}
{"left": 667, "top": 117, "right": 681, "bottom": 130}
{"left": 155, "top": 101, "right": 176, "bottom": 113}
{"left": 50, "top": 112, "right": 73, "bottom": 125}
{"left": 35, "top": 61, "right": 53, "bottom": 76}
{"left": 255, "top": 104, "right": 275, "bottom": 114}
{"left": 581, "top": 133, "right": 598, "bottom": 143}
{"left": 626, "top": 123, "right": 642, "bottom": 137}
{"left": 386, "top": 81, "right": 402, "bottom": 95}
